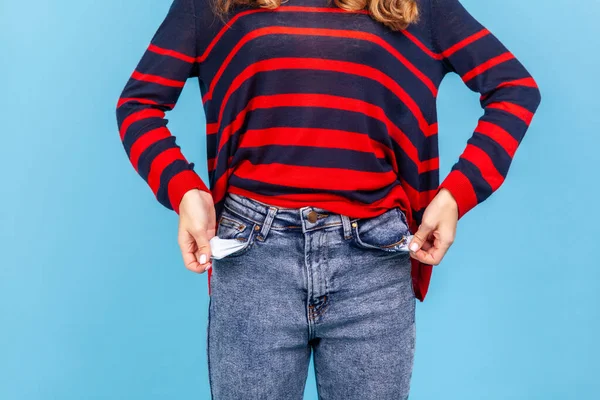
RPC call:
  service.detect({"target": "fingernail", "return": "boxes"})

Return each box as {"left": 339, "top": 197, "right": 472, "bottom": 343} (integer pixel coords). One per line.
{"left": 410, "top": 242, "right": 419, "bottom": 252}
{"left": 205, "top": 263, "right": 212, "bottom": 271}
{"left": 200, "top": 254, "right": 207, "bottom": 264}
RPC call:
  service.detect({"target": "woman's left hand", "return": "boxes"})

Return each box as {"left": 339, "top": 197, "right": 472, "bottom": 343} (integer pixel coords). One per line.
{"left": 408, "top": 188, "right": 459, "bottom": 265}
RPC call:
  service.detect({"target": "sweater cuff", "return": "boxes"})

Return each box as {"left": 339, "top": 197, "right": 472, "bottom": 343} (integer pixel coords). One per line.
{"left": 438, "top": 170, "right": 478, "bottom": 220}
{"left": 168, "top": 170, "right": 210, "bottom": 214}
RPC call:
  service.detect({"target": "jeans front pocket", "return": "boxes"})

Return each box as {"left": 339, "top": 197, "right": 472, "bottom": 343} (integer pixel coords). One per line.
{"left": 351, "top": 207, "right": 412, "bottom": 253}
{"left": 213, "top": 205, "right": 258, "bottom": 259}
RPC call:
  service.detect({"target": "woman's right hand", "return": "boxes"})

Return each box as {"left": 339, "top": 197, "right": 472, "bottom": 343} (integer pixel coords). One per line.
{"left": 177, "top": 189, "right": 216, "bottom": 274}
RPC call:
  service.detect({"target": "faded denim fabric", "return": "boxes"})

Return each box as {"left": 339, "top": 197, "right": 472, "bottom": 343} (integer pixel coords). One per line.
{"left": 207, "top": 192, "right": 416, "bottom": 400}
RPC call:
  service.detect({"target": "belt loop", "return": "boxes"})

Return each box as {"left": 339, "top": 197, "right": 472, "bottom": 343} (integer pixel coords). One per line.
{"left": 257, "top": 206, "right": 278, "bottom": 241}
{"left": 341, "top": 214, "right": 353, "bottom": 240}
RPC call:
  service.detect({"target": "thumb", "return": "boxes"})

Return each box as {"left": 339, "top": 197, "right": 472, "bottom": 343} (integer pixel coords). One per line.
{"left": 409, "top": 222, "right": 433, "bottom": 253}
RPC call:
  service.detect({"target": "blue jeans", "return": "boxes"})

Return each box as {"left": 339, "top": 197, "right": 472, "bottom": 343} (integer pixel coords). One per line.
{"left": 207, "top": 192, "right": 416, "bottom": 399}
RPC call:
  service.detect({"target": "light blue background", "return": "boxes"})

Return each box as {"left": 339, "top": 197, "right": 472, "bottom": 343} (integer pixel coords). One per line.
{"left": 1, "top": 0, "right": 597, "bottom": 398}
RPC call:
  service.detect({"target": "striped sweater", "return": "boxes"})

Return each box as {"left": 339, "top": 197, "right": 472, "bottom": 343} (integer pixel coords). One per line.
{"left": 115, "top": 0, "right": 541, "bottom": 301}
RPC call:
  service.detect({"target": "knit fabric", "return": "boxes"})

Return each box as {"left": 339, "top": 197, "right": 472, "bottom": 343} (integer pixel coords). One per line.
{"left": 116, "top": 0, "right": 541, "bottom": 301}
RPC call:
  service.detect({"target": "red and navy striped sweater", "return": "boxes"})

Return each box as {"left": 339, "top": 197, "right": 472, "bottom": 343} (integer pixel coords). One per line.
{"left": 116, "top": 0, "right": 541, "bottom": 301}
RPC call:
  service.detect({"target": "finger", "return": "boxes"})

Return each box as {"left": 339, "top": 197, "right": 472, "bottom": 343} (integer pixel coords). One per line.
{"left": 420, "top": 240, "right": 434, "bottom": 252}
{"left": 179, "top": 237, "right": 204, "bottom": 273}
{"left": 193, "top": 231, "right": 213, "bottom": 272}
{"left": 425, "top": 231, "right": 453, "bottom": 264}
{"left": 409, "top": 236, "right": 434, "bottom": 262}
{"left": 414, "top": 246, "right": 445, "bottom": 265}
{"left": 183, "top": 250, "right": 204, "bottom": 273}
{"left": 409, "top": 221, "right": 434, "bottom": 253}
{"left": 409, "top": 247, "right": 438, "bottom": 265}
{"left": 410, "top": 231, "right": 452, "bottom": 265}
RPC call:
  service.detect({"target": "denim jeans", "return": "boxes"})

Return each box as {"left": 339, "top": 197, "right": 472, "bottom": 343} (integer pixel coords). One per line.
{"left": 207, "top": 192, "right": 416, "bottom": 399}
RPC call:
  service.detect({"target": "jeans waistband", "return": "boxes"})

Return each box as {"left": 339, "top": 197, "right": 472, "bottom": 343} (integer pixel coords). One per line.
{"left": 222, "top": 192, "right": 359, "bottom": 241}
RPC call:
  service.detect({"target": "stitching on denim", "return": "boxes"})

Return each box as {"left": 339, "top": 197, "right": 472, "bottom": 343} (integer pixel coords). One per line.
{"left": 222, "top": 203, "right": 262, "bottom": 225}
{"left": 218, "top": 215, "right": 245, "bottom": 231}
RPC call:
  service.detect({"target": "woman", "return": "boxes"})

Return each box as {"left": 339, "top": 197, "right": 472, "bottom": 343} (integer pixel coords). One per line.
{"left": 116, "top": 0, "right": 541, "bottom": 398}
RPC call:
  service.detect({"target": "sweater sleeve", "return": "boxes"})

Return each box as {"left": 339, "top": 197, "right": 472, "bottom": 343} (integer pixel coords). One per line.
{"left": 115, "top": 0, "right": 210, "bottom": 215}
{"left": 430, "top": 0, "right": 541, "bottom": 219}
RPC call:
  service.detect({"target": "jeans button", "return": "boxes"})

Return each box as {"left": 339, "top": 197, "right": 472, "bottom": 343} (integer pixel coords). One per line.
{"left": 307, "top": 210, "right": 318, "bottom": 223}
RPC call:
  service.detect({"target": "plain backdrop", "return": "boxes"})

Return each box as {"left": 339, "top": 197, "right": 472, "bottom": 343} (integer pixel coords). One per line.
{"left": 1, "top": 0, "right": 598, "bottom": 399}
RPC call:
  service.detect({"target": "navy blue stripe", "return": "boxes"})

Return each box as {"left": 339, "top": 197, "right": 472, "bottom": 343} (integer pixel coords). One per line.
{"left": 156, "top": 159, "right": 195, "bottom": 210}
{"left": 121, "top": 117, "right": 168, "bottom": 155}
{"left": 119, "top": 78, "right": 187, "bottom": 106}
{"left": 481, "top": 109, "right": 529, "bottom": 143}
{"left": 228, "top": 176, "right": 400, "bottom": 206}
{"left": 231, "top": 145, "right": 393, "bottom": 173}
{"left": 467, "top": 132, "right": 511, "bottom": 177}
{"left": 210, "top": 65, "right": 432, "bottom": 142}
{"left": 482, "top": 85, "right": 541, "bottom": 112}
{"left": 210, "top": 8, "right": 437, "bottom": 100}
{"left": 450, "top": 158, "right": 492, "bottom": 204}
{"left": 462, "top": 59, "right": 526, "bottom": 92}
{"left": 137, "top": 136, "right": 178, "bottom": 181}
{"left": 136, "top": 53, "right": 197, "bottom": 82}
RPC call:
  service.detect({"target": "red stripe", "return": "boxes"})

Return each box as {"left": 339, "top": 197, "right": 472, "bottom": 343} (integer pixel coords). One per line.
{"left": 129, "top": 127, "right": 171, "bottom": 171}
{"left": 213, "top": 165, "right": 415, "bottom": 221}
{"left": 401, "top": 30, "right": 443, "bottom": 60}
{"left": 117, "top": 97, "right": 175, "bottom": 109}
{"left": 214, "top": 93, "right": 438, "bottom": 176}
{"left": 196, "top": 5, "right": 487, "bottom": 65}
{"left": 211, "top": 57, "right": 435, "bottom": 138}
{"left": 397, "top": 175, "right": 438, "bottom": 211}
{"left": 438, "top": 170, "right": 478, "bottom": 220}
{"left": 199, "top": 7, "right": 371, "bottom": 62}
{"left": 148, "top": 43, "right": 195, "bottom": 63}
{"left": 212, "top": 167, "right": 236, "bottom": 205}
{"left": 199, "top": 6, "right": 442, "bottom": 65}
{"left": 460, "top": 144, "right": 504, "bottom": 190}
{"left": 232, "top": 160, "right": 397, "bottom": 191}
{"left": 202, "top": 27, "right": 438, "bottom": 100}
{"left": 238, "top": 127, "right": 397, "bottom": 174}
{"left": 207, "top": 157, "right": 216, "bottom": 172}
{"left": 462, "top": 52, "right": 515, "bottom": 83}
{"left": 147, "top": 148, "right": 186, "bottom": 195}
{"left": 474, "top": 120, "right": 519, "bottom": 157}
{"left": 487, "top": 101, "right": 534, "bottom": 125}
{"left": 221, "top": 166, "right": 437, "bottom": 219}
{"left": 239, "top": 126, "right": 394, "bottom": 162}
{"left": 441, "top": 29, "right": 490, "bottom": 58}
{"left": 206, "top": 122, "right": 219, "bottom": 135}
{"left": 168, "top": 170, "right": 210, "bottom": 214}
{"left": 131, "top": 70, "right": 185, "bottom": 88}
{"left": 209, "top": 155, "right": 234, "bottom": 173}
{"left": 479, "top": 77, "right": 539, "bottom": 102}
{"left": 208, "top": 267, "right": 212, "bottom": 296}
{"left": 226, "top": 183, "right": 412, "bottom": 220}
{"left": 495, "top": 77, "right": 538, "bottom": 90}
{"left": 119, "top": 108, "right": 165, "bottom": 140}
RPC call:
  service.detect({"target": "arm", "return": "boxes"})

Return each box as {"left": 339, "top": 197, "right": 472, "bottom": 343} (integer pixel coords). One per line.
{"left": 115, "top": 0, "right": 210, "bottom": 215}
{"left": 408, "top": 0, "right": 541, "bottom": 264}
{"left": 116, "top": 0, "right": 214, "bottom": 275}
{"left": 431, "top": 0, "right": 542, "bottom": 219}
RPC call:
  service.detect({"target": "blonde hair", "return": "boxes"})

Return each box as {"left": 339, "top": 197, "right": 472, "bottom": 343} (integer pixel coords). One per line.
{"left": 210, "top": 0, "right": 420, "bottom": 31}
